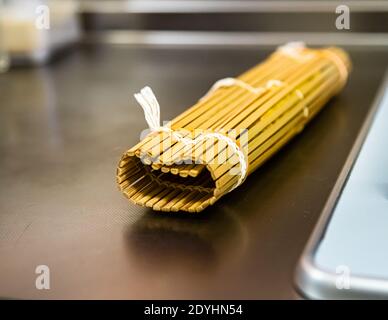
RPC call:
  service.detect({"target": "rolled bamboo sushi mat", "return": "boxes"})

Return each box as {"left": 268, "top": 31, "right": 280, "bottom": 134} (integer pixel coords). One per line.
{"left": 117, "top": 42, "right": 351, "bottom": 213}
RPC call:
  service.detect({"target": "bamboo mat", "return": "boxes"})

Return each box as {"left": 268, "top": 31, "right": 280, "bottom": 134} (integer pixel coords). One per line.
{"left": 117, "top": 43, "right": 351, "bottom": 213}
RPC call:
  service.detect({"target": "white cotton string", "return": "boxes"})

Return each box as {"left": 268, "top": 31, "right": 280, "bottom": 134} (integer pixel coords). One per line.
{"left": 201, "top": 77, "right": 264, "bottom": 100}
{"left": 170, "top": 131, "right": 247, "bottom": 192}
{"left": 134, "top": 86, "right": 248, "bottom": 191}
{"left": 266, "top": 80, "right": 284, "bottom": 88}
{"left": 134, "top": 87, "right": 162, "bottom": 132}
{"left": 295, "top": 89, "right": 309, "bottom": 118}
{"left": 278, "top": 42, "right": 348, "bottom": 88}
{"left": 277, "top": 41, "right": 315, "bottom": 62}
{"left": 321, "top": 49, "right": 348, "bottom": 88}
{"left": 201, "top": 77, "right": 284, "bottom": 101}
{"left": 134, "top": 69, "right": 309, "bottom": 191}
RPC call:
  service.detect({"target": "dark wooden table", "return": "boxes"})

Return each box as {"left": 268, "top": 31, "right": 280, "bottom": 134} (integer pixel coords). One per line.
{"left": 0, "top": 44, "right": 387, "bottom": 299}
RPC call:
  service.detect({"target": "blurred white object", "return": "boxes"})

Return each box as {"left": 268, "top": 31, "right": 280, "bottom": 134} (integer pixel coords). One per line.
{"left": 0, "top": 0, "right": 80, "bottom": 65}
{"left": 0, "top": 0, "right": 10, "bottom": 72}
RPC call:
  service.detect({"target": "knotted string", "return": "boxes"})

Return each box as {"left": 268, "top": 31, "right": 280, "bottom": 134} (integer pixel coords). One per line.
{"left": 277, "top": 41, "right": 315, "bottom": 62}
{"left": 134, "top": 86, "right": 248, "bottom": 192}
{"left": 201, "top": 78, "right": 284, "bottom": 101}
{"left": 133, "top": 42, "right": 330, "bottom": 192}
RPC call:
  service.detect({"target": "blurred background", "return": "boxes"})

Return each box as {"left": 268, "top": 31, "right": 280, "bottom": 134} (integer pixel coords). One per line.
{"left": 1, "top": 0, "right": 388, "bottom": 69}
